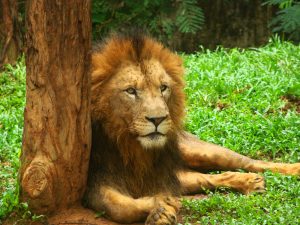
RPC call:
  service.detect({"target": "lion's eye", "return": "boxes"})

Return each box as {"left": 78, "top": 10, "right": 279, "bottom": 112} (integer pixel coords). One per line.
{"left": 160, "top": 84, "right": 168, "bottom": 92}
{"left": 125, "top": 87, "right": 137, "bottom": 95}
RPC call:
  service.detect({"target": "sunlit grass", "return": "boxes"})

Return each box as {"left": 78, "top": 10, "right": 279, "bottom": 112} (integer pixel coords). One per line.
{"left": 184, "top": 41, "right": 300, "bottom": 161}
{"left": 181, "top": 172, "right": 300, "bottom": 224}
{"left": 0, "top": 58, "right": 25, "bottom": 218}
{"left": 182, "top": 39, "right": 300, "bottom": 224}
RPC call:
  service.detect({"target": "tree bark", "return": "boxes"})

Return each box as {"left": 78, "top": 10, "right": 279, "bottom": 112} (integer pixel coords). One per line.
{"left": 19, "top": 0, "right": 91, "bottom": 215}
{"left": 0, "top": 0, "right": 23, "bottom": 67}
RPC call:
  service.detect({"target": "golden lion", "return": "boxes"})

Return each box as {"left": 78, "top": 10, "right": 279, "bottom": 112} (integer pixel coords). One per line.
{"left": 85, "top": 32, "right": 300, "bottom": 224}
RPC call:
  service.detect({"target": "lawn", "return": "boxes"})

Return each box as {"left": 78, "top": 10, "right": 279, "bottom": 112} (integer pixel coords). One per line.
{"left": 0, "top": 39, "right": 299, "bottom": 224}
{"left": 0, "top": 59, "right": 26, "bottom": 220}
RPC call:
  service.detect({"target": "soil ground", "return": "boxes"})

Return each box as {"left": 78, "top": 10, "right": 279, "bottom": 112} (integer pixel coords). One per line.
{"left": 3, "top": 195, "right": 206, "bottom": 225}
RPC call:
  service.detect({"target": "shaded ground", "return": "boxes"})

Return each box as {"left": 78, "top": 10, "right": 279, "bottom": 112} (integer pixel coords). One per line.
{"left": 3, "top": 207, "right": 122, "bottom": 225}
{"left": 280, "top": 94, "right": 300, "bottom": 113}
{"left": 49, "top": 207, "right": 118, "bottom": 225}
{"left": 3, "top": 195, "right": 208, "bottom": 225}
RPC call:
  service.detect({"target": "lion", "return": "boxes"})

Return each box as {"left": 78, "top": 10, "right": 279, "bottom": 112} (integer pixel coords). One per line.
{"left": 85, "top": 32, "right": 300, "bottom": 225}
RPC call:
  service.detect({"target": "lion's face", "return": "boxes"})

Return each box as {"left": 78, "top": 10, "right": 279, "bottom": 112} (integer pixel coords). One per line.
{"left": 96, "top": 59, "right": 176, "bottom": 149}
{"left": 91, "top": 34, "right": 185, "bottom": 151}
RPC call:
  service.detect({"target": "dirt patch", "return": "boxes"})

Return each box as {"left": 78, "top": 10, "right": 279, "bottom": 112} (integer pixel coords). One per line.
{"left": 2, "top": 196, "right": 208, "bottom": 225}
{"left": 280, "top": 95, "right": 300, "bottom": 113}
{"left": 216, "top": 101, "right": 229, "bottom": 111}
{"left": 3, "top": 207, "right": 121, "bottom": 225}
{"left": 2, "top": 211, "right": 47, "bottom": 225}
{"left": 48, "top": 207, "right": 119, "bottom": 225}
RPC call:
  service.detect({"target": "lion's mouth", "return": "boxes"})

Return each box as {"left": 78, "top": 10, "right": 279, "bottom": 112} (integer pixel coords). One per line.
{"left": 141, "top": 132, "right": 165, "bottom": 140}
{"left": 137, "top": 132, "right": 167, "bottom": 148}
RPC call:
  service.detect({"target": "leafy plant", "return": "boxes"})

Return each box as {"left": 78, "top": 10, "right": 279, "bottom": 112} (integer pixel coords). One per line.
{"left": 0, "top": 57, "right": 25, "bottom": 219}
{"left": 264, "top": 0, "right": 300, "bottom": 41}
{"left": 176, "top": 0, "right": 204, "bottom": 34}
{"left": 92, "top": 0, "right": 204, "bottom": 45}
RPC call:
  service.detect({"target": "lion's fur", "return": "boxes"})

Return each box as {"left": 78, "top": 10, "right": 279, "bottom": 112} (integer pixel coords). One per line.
{"left": 85, "top": 32, "right": 186, "bottom": 206}
{"left": 91, "top": 32, "right": 185, "bottom": 129}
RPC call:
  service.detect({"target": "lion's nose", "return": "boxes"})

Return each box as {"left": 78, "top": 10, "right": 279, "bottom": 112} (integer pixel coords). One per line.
{"left": 145, "top": 116, "right": 167, "bottom": 127}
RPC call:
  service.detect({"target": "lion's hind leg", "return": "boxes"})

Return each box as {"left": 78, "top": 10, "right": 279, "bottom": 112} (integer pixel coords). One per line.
{"left": 248, "top": 161, "right": 300, "bottom": 176}
{"left": 87, "top": 185, "right": 180, "bottom": 224}
{"left": 180, "top": 132, "right": 300, "bottom": 176}
{"left": 178, "top": 170, "right": 265, "bottom": 195}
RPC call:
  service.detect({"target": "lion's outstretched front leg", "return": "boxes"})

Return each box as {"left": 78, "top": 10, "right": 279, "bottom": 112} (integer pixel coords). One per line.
{"left": 87, "top": 185, "right": 180, "bottom": 224}
{"left": 179, "top": 132, "right": 300, "bottom": 175}
{"left": 178, "top": 170, "right": 265, "bottom": 195}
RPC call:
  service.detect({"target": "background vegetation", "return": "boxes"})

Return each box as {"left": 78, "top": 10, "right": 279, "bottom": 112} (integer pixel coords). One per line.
{"left": 91, "top": 0, "right": 300, "bottom": 48}
{"left": 265, "top": 0, "right": 300, "bottom": 41}
{"left": 92, "top": 0, "right": 204, "bottom": 44}
{"left": 1, "top": 39, "right": 299, "bottom": 224}
{"left": 2, "top": 0, "right": 300, "bottom": 65}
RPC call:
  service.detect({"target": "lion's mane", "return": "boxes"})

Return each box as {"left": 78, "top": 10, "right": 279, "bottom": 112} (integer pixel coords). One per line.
{"left": 86, "top": 32, "right": 185, "bottom": 200}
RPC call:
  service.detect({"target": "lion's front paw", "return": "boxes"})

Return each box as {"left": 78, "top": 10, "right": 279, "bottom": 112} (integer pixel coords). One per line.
{"left": 145, "top": 206, "right": 177, "bottom": 225}
{"left": 239, "top": 173, "right": 265, "bottom": 195}
{"left": 145, "top": 197, "right": 179, "bottom": 225}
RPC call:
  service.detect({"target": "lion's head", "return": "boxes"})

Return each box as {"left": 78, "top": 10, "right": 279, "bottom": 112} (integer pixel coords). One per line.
{"left": 91, "top": 33, "right": 185, "bottom": 151}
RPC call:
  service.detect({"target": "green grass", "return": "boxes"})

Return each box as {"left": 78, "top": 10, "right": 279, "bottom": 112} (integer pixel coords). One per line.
{"left": 0, "top": 39, "right": 299, "bottom": 224}
{"left": 184, "top": 41, "right": 300, "bottom": 162}
{"left": 0, "top": 59, "right": 26, "bottom": 219}
{"left": 182, "top": 39, "right": 300, "bottom": 224}
{"left": 181, "top": 172, "right": 300, "bottom": 224}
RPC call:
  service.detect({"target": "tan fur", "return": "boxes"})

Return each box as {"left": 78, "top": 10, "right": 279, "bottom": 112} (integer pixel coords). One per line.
{"left": 90, "top": 35, "right": 184, "bottom": 174}
{"left": 86, "top": 33, "right": 300, "bottom": 224}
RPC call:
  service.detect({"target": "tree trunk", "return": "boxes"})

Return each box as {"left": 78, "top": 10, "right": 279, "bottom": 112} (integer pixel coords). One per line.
{"left": 19, "top": 0, "right": 91, "bottom": 215}
{"left": 0, "top": 0, "right": 23, "bottom": 67}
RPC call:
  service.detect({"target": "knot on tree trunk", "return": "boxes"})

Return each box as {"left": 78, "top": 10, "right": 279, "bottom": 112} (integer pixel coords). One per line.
{"left": 21, "top": 158, "right": 56, "bottom": 213}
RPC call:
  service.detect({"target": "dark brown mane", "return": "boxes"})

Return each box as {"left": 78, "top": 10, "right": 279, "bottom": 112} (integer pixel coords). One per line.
{"left": 88, "top": 123, "right": 183, "bottom": 198}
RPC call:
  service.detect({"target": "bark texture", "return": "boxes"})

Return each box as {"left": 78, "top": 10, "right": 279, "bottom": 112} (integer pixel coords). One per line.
{"left": 0, "top": 0, "right": 23, "bottom": 67}
{"left": 20, "top": 0, "right": 91, "bottom": 214}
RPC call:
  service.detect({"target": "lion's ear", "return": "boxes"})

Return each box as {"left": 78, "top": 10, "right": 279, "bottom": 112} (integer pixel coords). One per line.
{"left": 91, "top": 53, "right": 115, "bottom": 86}
{"left": 91, "top": 69, "right": 111, "bottom": 90}
{"left": 91, "top": 53, "right": 105, "bottom": 74}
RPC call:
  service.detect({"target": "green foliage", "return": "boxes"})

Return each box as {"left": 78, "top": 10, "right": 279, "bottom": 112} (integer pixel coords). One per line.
{"left": 182, "top": 39, "right": 300, "bottom": 224}
{"left": 182, "top": 172, "right": 300, "bottom": 224}
{"left": 175, "top": 0, "right": 204, "bottom": 34}
{"left": 264, "top": 0, "right": 300, "bottom": 41}
{"left": 92, "top": 0, "right": 204, "bottom": 44}
{"left": 184, "top": 39, "right": 300, "bottom": 161}
{"left": 0, "top": 58, "right": 25, "bottom": 219}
